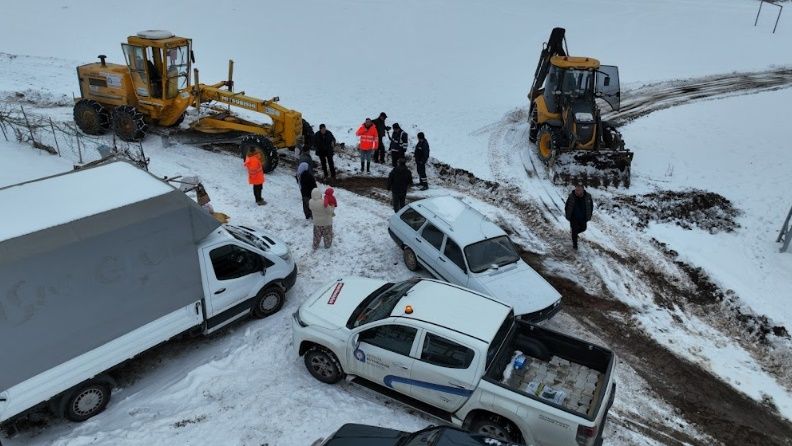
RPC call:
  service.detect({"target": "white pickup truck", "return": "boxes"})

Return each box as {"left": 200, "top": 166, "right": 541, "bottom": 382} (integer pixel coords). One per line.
{"left": 292, "top": 277, "right": 616, "bottom": 446}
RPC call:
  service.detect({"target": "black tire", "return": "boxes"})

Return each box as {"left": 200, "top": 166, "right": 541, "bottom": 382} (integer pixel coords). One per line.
{"left": 73, "top": 99, "right": 110, "bottom": 135}
{"left": 403, "top": 247, "right": 420, "bottom": 272}
{"left": 240, "top": 135, "right": 278, "bottom": 173}
{"left": 61, "top": 381, "right": 111, "bottom": 422}
{"left": 304, "top": 347, "right": 344, "bottom": 384}
{"left": 111, "top": 105, "right": 147, "bottom": 142}
{"left": 470, "top": 414, "right": 522, "bottom": 443}
{"left": 535, "top": 124, "right": 561, "bottom": 164}
{"left": 251, "top": 286, "right": 285, "bottom": 318}
{"left": 528, "top": 106, "right": 538, "bottom": 143}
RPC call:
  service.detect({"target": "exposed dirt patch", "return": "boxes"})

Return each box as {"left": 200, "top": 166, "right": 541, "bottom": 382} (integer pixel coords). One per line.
{"left": 601, "top": 190, "right": 741, "bottom": 233}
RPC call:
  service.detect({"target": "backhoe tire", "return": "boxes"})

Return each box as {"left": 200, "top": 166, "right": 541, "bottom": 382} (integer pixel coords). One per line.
{"left": 535, "top": 125, "right": 561, "bottom": 164}
{"left": 240, "top": 135, "right": 279, "bottom": 173}
{"left": 73, "top": 99, "right": 110, "bottom": 135}
{"left": 111, "top": 106, "right": 147, "bottom": 142}
{"left": 470, "top": 414, "right": 522, "bottom": 444}
{"left": 528, "top": 107, "right": 538, "bottom": 143}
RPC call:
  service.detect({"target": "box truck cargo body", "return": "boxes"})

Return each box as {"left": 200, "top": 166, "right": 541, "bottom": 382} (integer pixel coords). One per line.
{"left": 0, "top": 162, "right": 296, "bottom": 423}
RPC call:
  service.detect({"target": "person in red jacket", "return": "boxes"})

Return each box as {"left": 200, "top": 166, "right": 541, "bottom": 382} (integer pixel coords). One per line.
{"left": 244, "top": 149, "right": 266, "bottom": 205}
{"left": 355, "top": 117, "right": 378, "bottom": 173}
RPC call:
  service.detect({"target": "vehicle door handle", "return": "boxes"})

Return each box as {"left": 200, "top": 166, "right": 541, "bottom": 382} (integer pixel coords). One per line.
{"left": 393, "top": 363, "right": 409, "bottom": 370}
{"left": 448, "top": 380, "right": 468, "bottom": 389}
{"left": 438, "top": 257, "right": 447, "bottom": 262}
{"left": 213, "top": 288, "right": 226, "bottom": 295}
{"left": 415, "top": 237, "right": 423, "bottom": 243}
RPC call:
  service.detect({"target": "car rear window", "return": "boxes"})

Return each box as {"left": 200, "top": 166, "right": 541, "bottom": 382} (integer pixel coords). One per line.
{"left": 421, "top": 224, "right": 445, "bottom": 250}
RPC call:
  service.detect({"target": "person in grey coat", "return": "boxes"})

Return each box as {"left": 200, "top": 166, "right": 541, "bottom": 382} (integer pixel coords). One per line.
{"left": 564, "top": 184, "right": 594, "bottom": 251}
{"left": 308, "top": 188, "right": 335, "bottom": 249}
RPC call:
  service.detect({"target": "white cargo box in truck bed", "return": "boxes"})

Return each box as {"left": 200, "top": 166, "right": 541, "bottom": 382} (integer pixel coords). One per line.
{"left": 0, "top": 161, "right": 297, "bottom": 424}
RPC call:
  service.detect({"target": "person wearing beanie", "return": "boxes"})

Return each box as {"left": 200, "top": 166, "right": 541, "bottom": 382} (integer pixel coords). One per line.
{"left": 387, "top": 158, "right": 413, "bottom": 212}
{"left": 314, "top": 123, "right": 337, "bottom": 180}
{"left": 371, "top": 112, "right": 390, "bottom": 164}
{"left": 388, "top": 122, "right": 408, "bottom": 167}
{"left": 324, "top": 187, "right": 337, "bottom": 208}
{"left": 414, "top": 132, "right": 430, "bottom": 190}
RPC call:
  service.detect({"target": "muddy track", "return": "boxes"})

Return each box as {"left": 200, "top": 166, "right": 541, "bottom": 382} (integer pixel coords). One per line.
{"left": 606, "top": 67, "right": 792, "bottom": 126}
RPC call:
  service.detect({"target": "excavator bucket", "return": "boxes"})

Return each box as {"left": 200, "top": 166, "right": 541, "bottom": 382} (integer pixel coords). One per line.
{"left": 550, "top": 150, "right": 634, "bottom": 188}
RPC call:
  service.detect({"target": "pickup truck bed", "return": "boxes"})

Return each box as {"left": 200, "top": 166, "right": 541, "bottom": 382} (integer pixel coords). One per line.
{"left": 486, "top": 321, "right": 614, "bottom": 420}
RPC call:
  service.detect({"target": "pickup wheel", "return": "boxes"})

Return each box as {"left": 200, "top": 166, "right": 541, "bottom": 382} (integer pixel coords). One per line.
{"left": 61, "top": 381, "right": 112, "bottom": 422}
{"left": 403, "top": 247, "right": 420, "bottom": 272}
{"left": 470, "top": 414, "right": 522, "bottom": 443}
{"left": 304, "top": 347, "right": 344, "bottom": 384}
{"left": 251, "top": 286, "right": 285, "bottom": 318}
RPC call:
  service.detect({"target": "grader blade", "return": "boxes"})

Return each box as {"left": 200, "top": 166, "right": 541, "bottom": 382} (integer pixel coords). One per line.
{"left": 550, "top": 150, "right": 634, "bottom": 188}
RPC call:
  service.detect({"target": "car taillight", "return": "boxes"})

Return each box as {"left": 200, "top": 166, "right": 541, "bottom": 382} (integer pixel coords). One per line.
{"left": 576, "top": 424, "right": 598, "bottom": 446}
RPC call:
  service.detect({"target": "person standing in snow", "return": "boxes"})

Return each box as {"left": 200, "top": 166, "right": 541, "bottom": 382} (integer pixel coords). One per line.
{"left": 564, "top": 183, "right": 594, "bottom": 251}
{"left": 387, "top": 158, "right": 413, "bottom": 212}
{"left": 296, "top": 162, "right": 317, "bottom": 219}
{"left": 356, "top": 117, "right": 378, "bottom": 173}
{"left": 309, "top": 187, "right": 335, "bottom": 249}
{"left": 244, "top": 148, "right": 266, "bottom": 205}
{"left": 414, "top": 132, "right": 430, "bottom": 190}
{"left": 314, "top": 124, "right": 337, "bottom": 180}
{"left": 389, "top": 123, "right": 408, "bottom": 167}
{"left": 372, "top": 112, "right": 390, "bottom": 164}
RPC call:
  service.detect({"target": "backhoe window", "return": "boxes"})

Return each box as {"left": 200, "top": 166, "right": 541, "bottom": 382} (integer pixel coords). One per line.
{"left": 122, "top": 44, "right": 150, "bottom": 97}
{"left": 560, "top": 69, "right": 594, "bottom": 96}
{"left": 166, "top": 45, "right": 190, "bottom": 99}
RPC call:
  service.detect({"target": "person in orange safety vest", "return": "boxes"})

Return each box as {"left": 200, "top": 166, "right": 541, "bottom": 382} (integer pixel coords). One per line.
{"left": 244, "top": 149, "right": 266, "bottom": 205}
{"left": 355, "top": 117, "right": 378, "bottom": 174}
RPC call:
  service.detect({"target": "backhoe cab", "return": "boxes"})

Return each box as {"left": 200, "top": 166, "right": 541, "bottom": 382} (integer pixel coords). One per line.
{"left": 528, "top": 28, "right": 633, "bottom": 187}
{"left": 74, "top": 30, "right": 304, "bottom": 172}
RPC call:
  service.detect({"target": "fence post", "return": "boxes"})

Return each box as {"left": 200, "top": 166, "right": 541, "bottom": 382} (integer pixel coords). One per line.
{"left": 75, "top": 130, "right": 83, "bottom": 164}
{"left": 20, "top": 105, "right": 36, "bottom": 146}
{"left": 49, "top": 117, "right": 61, "bottom": 157}
{"left": 0, "top": 119, "right": 8, "bottom": 142}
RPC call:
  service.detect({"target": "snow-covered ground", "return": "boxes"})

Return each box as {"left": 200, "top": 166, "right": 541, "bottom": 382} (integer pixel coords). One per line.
{"left": 2, "top": 0, "right": 792, "bottom": 444}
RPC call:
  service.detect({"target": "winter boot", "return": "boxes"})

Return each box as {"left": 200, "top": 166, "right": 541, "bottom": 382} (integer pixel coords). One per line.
{"left": 360, "top": 161, "right": 365, "bottom": 172}
{"left": 366, "top": 160, "right": 371, "bottom": 173}
{"left": 257, "top": 199, "right": 267, "bottom": 206}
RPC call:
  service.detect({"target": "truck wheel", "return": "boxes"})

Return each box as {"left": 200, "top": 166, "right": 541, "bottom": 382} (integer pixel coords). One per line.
{"left": 304, "top": 347, "right": 344, "bottom": 384}
{"left": 112, "top": 105, "right": 147, "bottom": 142}
{"left": 62, "top": 381, "right": 111, "bottom": 422}
{"left": 251, "top": 286, "right": 284, "bottom": 318}
{"left": 240, "top": 135, "right": 278, "bottom": 173}
{"left": 403, "top": 247, "right": 420, "bottom": 272}
{"left": 471, "top": 414, "right": 521, "bottom": 443}
{"left": 73, "top": 99, "right": 110, "bottom": 135}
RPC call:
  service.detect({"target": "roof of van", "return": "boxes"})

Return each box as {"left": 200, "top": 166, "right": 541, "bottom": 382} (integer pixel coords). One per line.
{"left": 392, "top": 278, "right": 512, "bottom": 342}
{"left": 0, "top": 162, "right": 175, "bottom": 242}
{"left": 411, "top": 196, "right": 506, "bottom": 247}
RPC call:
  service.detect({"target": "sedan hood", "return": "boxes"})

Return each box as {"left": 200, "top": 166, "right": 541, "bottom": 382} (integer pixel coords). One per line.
{"left": 477, "top": 262, "right": 561, "bottom": 315}
{"left": 324, "top": 423, "right": 405, "bottom": 446}
{"left": 300, "top": 277, "right": 389, "bottom": 329}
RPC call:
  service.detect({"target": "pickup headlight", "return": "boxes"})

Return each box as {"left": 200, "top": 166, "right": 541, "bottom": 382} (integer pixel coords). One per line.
{"left": 293, "top": 310, "right": 307, "bottom": 327}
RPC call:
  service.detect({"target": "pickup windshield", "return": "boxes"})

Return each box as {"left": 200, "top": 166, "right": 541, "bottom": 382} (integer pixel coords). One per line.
{"left": 348, "top": 279, "right": 419, "bottom": 328}
{"left": 464, "top": 236, "right": 520, "bottom": 273}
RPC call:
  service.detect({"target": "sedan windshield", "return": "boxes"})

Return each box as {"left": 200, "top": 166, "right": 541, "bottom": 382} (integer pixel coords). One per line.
{"left": 348, "top": 279, "right": 418, "bottom": 328}
{"left": 464, "top": 236, "right": 520, "bottom": 273}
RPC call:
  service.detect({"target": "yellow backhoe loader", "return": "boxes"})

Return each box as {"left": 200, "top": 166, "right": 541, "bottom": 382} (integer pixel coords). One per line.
{"left": 73, "top": 30, "right": 307, "bottom": 172}
{"left": 528, "top": 28, "right": 633, "bottom": 187}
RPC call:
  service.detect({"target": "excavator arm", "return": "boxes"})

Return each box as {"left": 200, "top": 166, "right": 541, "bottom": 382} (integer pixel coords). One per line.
{"left": 528, "top": 27, "right": 567, "bottom": 101}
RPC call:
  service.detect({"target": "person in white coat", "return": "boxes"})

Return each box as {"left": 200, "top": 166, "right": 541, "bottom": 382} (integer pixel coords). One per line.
{"left": 308, "top": 188, "right": 335, "bottom": 249}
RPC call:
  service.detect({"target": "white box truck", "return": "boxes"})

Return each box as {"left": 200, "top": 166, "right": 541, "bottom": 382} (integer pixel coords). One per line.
{"left": 0, "top": 161, "right": 297, "bottom": 424}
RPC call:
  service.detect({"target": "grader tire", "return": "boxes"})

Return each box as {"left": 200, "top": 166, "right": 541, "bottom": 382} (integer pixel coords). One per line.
{"left": 111, "top": 106, "right": 147, "bottom": 142}
{"left": 240, "top": 135, "right": 278, "bottom": 173}
{"left": 73, "top": 99, "right": 110, "bottom": 135}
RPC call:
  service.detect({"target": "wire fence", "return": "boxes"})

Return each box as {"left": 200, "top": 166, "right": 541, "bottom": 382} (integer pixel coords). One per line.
{"left": 0, "top": 104, "right": 149, "bottom": 170}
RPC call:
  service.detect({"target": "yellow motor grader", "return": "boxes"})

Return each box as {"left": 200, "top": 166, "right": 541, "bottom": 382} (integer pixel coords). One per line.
{"left": 528, "top": 28, "right": 633, "bottom": 187}
{"left": 73, "top": 30, "right": 307, "bottom": 172}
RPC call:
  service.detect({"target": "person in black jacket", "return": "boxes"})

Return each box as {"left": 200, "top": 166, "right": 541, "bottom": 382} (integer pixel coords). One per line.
{"left": 314, "top": 124, "right": 337, "bottom": 180}
{"left": 297, "top": 162, "right": 318, "bottom": 219}
{"left": 564, "top": 184, "right": 594, "bottom": 250}
{"left": 371, "top": 112, "right": 389, "bottom": 163}
{"left": 414, "top": 132, "right": 430, "bottom": 190}
{"left": 387, "top": 158, "right": 413, "bottom": 212}
{"left": 388, "top": 123, "right": 408, "bottom": 167}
